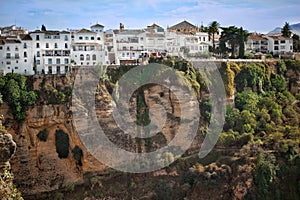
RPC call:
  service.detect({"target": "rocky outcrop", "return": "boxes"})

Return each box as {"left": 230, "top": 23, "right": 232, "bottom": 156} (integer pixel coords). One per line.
{"left": 1, "top": 73, "right": 201, "bottom": 196}
{"left": 0, "top": 117, "right": 16, "bottom": 172}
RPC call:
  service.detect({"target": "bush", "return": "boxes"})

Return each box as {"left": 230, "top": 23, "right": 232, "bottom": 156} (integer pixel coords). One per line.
{"left": 0, "top": 73, "right": 37, "bottom": 121}
{"left": 37, "top": 129, "right": 48, "bottom": 142}
{"left": 55, "top": 130, "right": 69, "bottom": 158}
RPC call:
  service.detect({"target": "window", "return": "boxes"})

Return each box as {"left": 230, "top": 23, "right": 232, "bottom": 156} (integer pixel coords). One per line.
{"left": 6, "top": 61, "right": 11, "bottom": 65}
{"left": 24, "top": 59, "right": 27, "bottom": 62}
{"left": 45, "top": 35, "right": 51, "bottom": 39}
{"left": 23, "top": 43, "right": 27, "bottom": 49}
{"left": 80, "top": 54, "right": 84, "bottom": 61}
{"left": 48, "top": 58, "right": 52, "bottom": 64}
{"left": 122, "top": 53, "right": 125, "bottom": 57}
{"left": 274, "top": 46, "right": 279, "bottom": 50}
{"left": 64, "top": 58, "right": 69, "bottom": 64}
{"left": 90, "top": 46, "right": 95, "bottom": 50}
{"left": 280, "top": 40, "right": 286, "bottom": 44}
{"left": 127, "top": 52, "right": 130, "bottom": 56}
{"left": 86, "top": 54, "right": 90, "bottom": 60}
{"left": 97, "top": 37, "right": 101, "bottom": 40}
{"left": 6, "top": 53, "right": 11, "bottom": 59}
{"left": 37, "top": 51, "right": 40, "bottom": 57}
{"left": 0, "top": 46, "right": 2, "bottom": 50}
{"left": 79, "top": 36, "right": 83, "bottom": 40}
{"left": 53, "top": 35, "right": 60, "bottom": 39}
{"left": 48, "top": 66, "right": 52, "bottom": 74}
{"left": 87, "top": 62, "right": 89, "bottom": 65}
{"left": 92, "top": 54, "right": 96, "bottom": 60}
{"left": 36, "top": 43, "right": 40, "bottom": 48}
{"left": 280, "top": 45, "right": 285, "bottom": 50}
{"left": 274, "top": 40, "right": 279, "bottom": 44}
{"left": 54, "top": 43, "right": 58, "bottom": 48}
{"left": 65, "top": 43, "right": 68, "bottom": 48}
{"left": 91, "top": 37, "right": 94, "bottom": 40}
{"left": 130, "top": 46, "right": 133, "bottom": 50}
{"left": 140, "top": 37, "right": 143, "bottom": 41}
{"left": 56, "top": 58, "right": 60, "bottom": 64}
{"left": 203, "top": 37, "right": 205, "bottom": 41}
{"left": 36, "top": 35, "right": 40, "bottom": 40}
{"left": 36, "top": 59, "right": 40, "bottom": 65}
{"left": 64, "top": 35, "right": 68, "bottom": 41}
{"left": 15, "top": 46, "right": 18, "bottom": 51}
{"left": 79, "top": 45, "right": 83, "bottom": 50}
{"left": 85, "top": 36, "right": 89, "bottom": 40}
{"left": 7, "top": 46, "right": 10, "bottom": 51}
{"left": 46, "top": 43, "right": 49, "bottom": 48}
{"left": 15, "top": 67, "right": 18, "bottom": 69}
{"left": 24, "top": 52, "right": 27, "bottom": 57}
{"left": 123, "top": 46, "right": 126, "bottom": 50}
{"left": 132, "top": 52, "right": 135, "bottom": 57}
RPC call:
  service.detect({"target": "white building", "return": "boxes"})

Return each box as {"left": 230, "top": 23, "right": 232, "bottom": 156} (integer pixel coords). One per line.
{"left": 145, "top": 24, "right": 166, "bottom": 54}
{"left": 114, "top": 29, "right": 146, "bottom": 65}
{"left": 29, "top": 30, "right": 72, "bottom": 74}
{"left": 71, "top": 24, "right": 107, "bottom": 67}
{"left": 165, "top": 31, "right": 210, "bottom": 56}
{"left": 264, "top": 34, "right": 293, "bottom": 55}
{"left": 0, "top": 34, "right": 34, "bottom": 75}
{"left": 246, "top": 33, "right": 269, "bottom": 54}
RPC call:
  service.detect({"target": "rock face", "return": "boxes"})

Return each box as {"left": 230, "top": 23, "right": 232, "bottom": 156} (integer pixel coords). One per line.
{"left": 1, "top": 74, "right": 201, "bottom": 196}
{"left": 0, "top": 119, "right": 16, "bottom": 171}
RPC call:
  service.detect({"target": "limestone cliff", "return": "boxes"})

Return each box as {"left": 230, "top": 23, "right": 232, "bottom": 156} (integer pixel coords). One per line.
{"left": 1, "top": 73, "right": 200, "bottom": 196}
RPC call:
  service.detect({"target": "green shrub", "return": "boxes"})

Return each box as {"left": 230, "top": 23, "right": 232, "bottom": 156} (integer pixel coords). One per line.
{"left": 0, "top": 73, "right": 37, "bottom": 121}
{"left": 55, "top": 130, "right": 69, "bottom": 158}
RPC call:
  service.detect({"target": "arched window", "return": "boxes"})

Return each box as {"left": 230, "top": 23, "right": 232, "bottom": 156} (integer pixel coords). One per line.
{"left": 80, "top": 54, "right": 84, "bottom": 61}
{"left": 46, "top": 43, "right": 49, "bottom": 48}
{"left": 65, "top": 43, "right": 68, "bottom": 48}
{"left": 54, "top": 43, "right": 58, "bottom": 48}
{"left": 92, "top": 54, "right": 96, "bottom": 60}
{"left": 86, "top": 54, "right": 90, "bottom": 60}
{"left": 24, "top": 52, "right": 27, "bottom": 57}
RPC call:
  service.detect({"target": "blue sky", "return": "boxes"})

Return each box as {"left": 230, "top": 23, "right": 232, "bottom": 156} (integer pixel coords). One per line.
{"left": 0, "top": 0, "right": 299, "bottom": 33}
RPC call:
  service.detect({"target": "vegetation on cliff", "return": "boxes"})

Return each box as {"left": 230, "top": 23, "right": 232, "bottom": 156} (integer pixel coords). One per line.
{"left": 0, "top": 73, "right": 37, "bottom": 120}
{"left": 2, "top": 57, "right": 300, "bottom": 199}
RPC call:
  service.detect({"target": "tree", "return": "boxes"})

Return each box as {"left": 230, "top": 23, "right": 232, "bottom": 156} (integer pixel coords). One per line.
{"left": 281, "top": 22, "right": 292, "bottom": 38}
{"left": 208, "top": 21, "right": 220, "bottom": 52}
{"left": 238, "top": 27, "right": 249, "bottom": 58}
{"left": 41, "top": 24, "right": 47, "bottom": 31}
{"left": 292, "top": 34, "right": 300, "bottom": 52}
{"left": 220, "top": 26, "right": 248, "bottom": 58}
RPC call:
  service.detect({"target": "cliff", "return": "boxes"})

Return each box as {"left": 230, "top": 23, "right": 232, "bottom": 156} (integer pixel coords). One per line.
{"left": 1, "top": 59, "right": 300, "bottom": 199}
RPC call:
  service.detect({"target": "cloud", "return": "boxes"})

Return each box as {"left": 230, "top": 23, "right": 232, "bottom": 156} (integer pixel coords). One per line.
{"left": 0, "top": 0, "right": 299, "bottom": 33}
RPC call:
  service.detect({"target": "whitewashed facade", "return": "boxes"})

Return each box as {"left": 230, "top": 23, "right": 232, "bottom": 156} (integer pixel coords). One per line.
{"left": 71, "top": 24, "right": 107, "bottom": 67}
{"left": 264, "top": 34, "right": 293, "bottom": 55}
{"left": 114, "top": 29, "right": 146, "bottom": 65}
{"left": 29, "top": 30, "right": 72, "bottom": 74}
{"left": 0, "top": 35, "right": 34, "bottom": 75}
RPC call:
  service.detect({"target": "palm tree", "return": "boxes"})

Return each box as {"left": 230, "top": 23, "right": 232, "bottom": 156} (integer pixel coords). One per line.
{"left": 281, "top": 22, "right": 292, "bottom": 37}
{"left": 208, "top": 21, "right": 220, "bottom": 52}
{"left": 220, "top": 26, "right": 248, "bottom": 58}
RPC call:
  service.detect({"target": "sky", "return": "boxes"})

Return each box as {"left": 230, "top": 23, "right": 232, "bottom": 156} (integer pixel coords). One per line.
{"left": 0, "top": 0, "right": 299, "bottom": 33}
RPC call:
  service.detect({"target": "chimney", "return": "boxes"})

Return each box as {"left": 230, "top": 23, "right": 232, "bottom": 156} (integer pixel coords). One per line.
{"left": 120, "top": 23, "right": 124, "bottom": 30}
